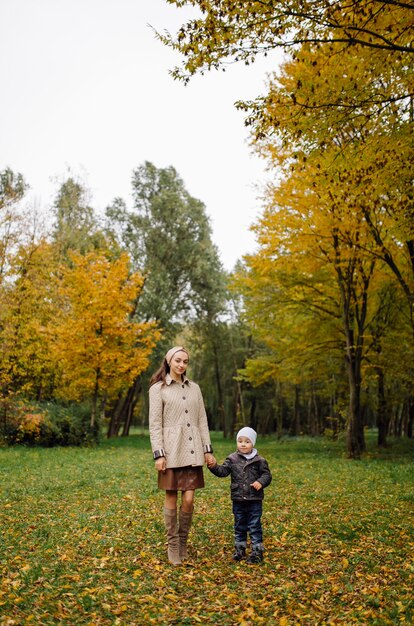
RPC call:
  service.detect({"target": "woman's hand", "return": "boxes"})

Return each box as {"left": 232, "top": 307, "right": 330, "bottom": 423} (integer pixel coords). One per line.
{"left": 205, "top": 453, "right": 216, "bottom": 468}
{"left": 155, "top": 457, "right": 166, "bottom": 472}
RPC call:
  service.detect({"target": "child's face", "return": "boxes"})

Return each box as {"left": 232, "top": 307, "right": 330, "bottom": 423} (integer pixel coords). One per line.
{"left": 237, "top": 436, "right": 253, "bottom": 454}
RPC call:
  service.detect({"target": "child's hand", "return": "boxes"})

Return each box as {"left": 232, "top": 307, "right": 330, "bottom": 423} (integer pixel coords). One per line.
{"left": 250, "top": 481, "right": 263, "bottom": 491}
{"left": 205, "top": 454, "right": 217, "bottom": 468}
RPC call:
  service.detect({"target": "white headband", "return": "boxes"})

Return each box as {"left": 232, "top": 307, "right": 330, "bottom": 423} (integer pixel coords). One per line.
{"left": 165, "top": 346, "right": 189, "bottom": 365}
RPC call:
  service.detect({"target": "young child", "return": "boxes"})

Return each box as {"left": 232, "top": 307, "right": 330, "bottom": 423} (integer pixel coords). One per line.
{"left": 207, "top": 427, "right": 272, "bottom": 563}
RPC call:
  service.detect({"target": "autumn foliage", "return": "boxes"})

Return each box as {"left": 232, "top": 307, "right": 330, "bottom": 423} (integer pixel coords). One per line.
{"left": 0, "top": 163, "right": 226, "bottom": 443}
{"left": 0, "top": 223, "right": 160, "bottom": 437}
{"left": 52, "top": 251, "right": 160, "bottom": 426}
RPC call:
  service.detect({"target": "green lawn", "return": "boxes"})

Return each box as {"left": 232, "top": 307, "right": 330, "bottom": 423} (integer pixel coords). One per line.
{"left": 1, "top": 433, "right": 413, "bottom": 625}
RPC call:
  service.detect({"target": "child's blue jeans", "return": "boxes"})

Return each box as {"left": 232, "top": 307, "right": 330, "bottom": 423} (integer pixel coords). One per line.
{"left": 232, "top": 500, "right": 263, "bottom": 548}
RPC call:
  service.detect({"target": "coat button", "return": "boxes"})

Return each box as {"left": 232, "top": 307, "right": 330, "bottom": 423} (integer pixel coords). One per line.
{"left": 187, "top": 423, "right": 190, "bottom": 427}
{"left": 189, "top": 437, "right": 192, "bottom": 441}
{"left": 185, "top": 409, "right": 188, "bottom": 413}
{"left": 191, "top": 450, "right": 194, "bottom": 454}
{"left": 182, "top": 396, "right": 186, "bottom": 400}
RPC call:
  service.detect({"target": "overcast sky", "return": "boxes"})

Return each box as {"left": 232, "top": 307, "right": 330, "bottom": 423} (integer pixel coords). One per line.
{"left": 0, "top": 0, "right": 281, "bottom": 269}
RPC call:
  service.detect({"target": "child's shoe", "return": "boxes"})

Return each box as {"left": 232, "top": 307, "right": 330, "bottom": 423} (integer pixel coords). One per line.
{"left": 232, "top": 545, "right": 246, "bottom": 561}
{"left": 247, "top": 545, "right": 264, "bottom": 564}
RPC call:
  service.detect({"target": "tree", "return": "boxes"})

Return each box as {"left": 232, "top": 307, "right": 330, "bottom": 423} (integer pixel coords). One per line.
{"left": 163, "top": 1, "right": 414, "bottom": 323}
{"left": 363, "top": 282, "right": 412, "bottom": 445}
{"left": 105, "top": 161, "right": 227, "bottom": 435}
{"left": 233, "top": 255, "right": 345, "bottom": 435}
{"left": 107, "top": 162, "right": 225, "bottom": 324}
{"left": 217, "top": 19, "right": 411, "bottom": 440}
{"left": 52, "top": 177, "right": 107, "bottom": 258}
{"left": 0, "top": 240, "right": 58, "bottom": 400}
{"left": 249, "top": 41, "right": 414, "bottom": 329}
{"left": 0, "top": 168, "right": 27, "bottom": 280}
{"left": 52, "top": 250, "right": 160, "bottom": 427}
{"left": 162, "top": 1, "right": 412, "bottom": 63}
{"left": 161, "top": 1, "right": 413, "bottom": 451}
{"left": 233, "top": 89, "right": 413, "bottom": 456}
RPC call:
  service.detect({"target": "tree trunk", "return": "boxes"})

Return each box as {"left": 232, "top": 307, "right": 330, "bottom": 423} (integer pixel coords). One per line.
{"left": 258, "top": 403, "right": 273, "bottom": 435}
{"left": 107, "top": 392, "right": 123, "bottom": 438}
{"left": 107, "top": 377, "right": 140, "bottom": 438}
{"left": 333, "top": 238, "right": 372, "bottom": 458}
{"left": 345, "top": 355, "right": 365, "bottom": 459}
{"left": 389, "top": 404, "right": 403, "bottom": 437}
{"left": 230, "top": 387, "right": 238, "bottom": 440}
{"left": 308, "top": 381, "right": 319, "bottom": 436}
{"left": 396, "top": 405, "right": 403, "bottom": 437}
{"left": 212, "top": 341, "right": 226, "bottom": 434}
{"left": 376, "top": 367, "right": 388, "bottom": 447}
{"left": 122, "top": 378, "right": 142, "bottom": 436}
{"left": 407, "top": 396, "right": 414, "bottom": 438}
{"left": 249, "top": 396, "right": 257, "bottom": 431}
{"left": 292, "top": 384, "right": 300, "bottom": 436}
{"left": 273, "top": 383, "right": 282, "bottom": 439}
{"left": 91, "top": 370, "right": 100, "bottom": 429}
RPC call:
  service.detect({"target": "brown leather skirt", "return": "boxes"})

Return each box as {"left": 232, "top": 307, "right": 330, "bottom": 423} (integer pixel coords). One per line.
{"left": 158, "top": 466, "right": 205, "bottom": 491}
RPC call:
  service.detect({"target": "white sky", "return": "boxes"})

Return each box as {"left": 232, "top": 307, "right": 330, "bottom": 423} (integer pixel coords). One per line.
{"left": 0, "top": 0, "right": 281, "bottom": 270}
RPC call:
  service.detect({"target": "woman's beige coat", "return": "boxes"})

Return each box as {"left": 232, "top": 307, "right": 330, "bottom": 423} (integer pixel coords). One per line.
{"left": 149, "top": 374, "right": 212, "bottom": 469}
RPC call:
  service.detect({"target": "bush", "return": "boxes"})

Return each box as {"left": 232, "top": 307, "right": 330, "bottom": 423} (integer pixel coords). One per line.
{"left": 45, "top": 402, "right": 99, "bottom": 446}
{"left": 0, "top": 399, "right": 100, "bottom": 447}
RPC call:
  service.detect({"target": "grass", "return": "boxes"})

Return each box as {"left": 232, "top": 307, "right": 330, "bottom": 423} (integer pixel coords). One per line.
{"left": 0, "top": 432, "right": 413, "bottom": 625}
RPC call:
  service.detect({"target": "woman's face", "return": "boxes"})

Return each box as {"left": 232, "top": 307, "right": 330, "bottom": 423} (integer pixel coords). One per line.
{"left": 169, "top": 351, "right": 189, "bottom": 380}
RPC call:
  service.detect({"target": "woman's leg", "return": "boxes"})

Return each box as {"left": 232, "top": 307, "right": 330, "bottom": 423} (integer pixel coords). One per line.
{"left": 165, "top": 490, "right": 178, "bottom": 510}
{"left": 178, "top": 490, "right": 195, "bottom": 559}
{"left": 181, "top": 489, "right": 195, "bottom": 512}
{"left": 163, "top": 490, "right": 180, "bottom": 565}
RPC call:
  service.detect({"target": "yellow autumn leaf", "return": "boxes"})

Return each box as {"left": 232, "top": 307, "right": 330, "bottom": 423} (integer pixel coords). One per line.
{"left": 165, "top": 593, "right": 179, "bottom": 601}
{"left": 112, "top": 604, "right": 128, "bottom": 615}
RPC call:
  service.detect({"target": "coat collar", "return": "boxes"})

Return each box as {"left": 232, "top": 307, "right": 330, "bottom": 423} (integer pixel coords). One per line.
{"left": 237, "top": 449, "right": 258, "bottom": 460}
{"left": 165, "top": 373, "right": 190, "bottom": 386}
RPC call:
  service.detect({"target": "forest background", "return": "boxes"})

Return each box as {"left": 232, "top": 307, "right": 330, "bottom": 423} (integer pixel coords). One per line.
{"left": 0, "top": 0, "right": 413, "bottom": 460}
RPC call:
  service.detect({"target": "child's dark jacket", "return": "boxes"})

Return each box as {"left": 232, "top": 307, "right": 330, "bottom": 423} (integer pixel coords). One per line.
{"left": 209, "top": 451, "right": 272, "bottom": 501}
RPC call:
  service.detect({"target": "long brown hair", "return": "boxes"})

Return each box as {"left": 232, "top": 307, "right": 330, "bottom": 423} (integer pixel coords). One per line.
{"left": 149, "top": 359, "right": 170, "bottom": 387}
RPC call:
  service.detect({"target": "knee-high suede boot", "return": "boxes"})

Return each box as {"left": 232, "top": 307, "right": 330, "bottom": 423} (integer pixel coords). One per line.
{"left": 163, "top": 507, "right": 181, "bottom": 566}
{"left": 178, "top": 507, "right": 193, "bottom": 560}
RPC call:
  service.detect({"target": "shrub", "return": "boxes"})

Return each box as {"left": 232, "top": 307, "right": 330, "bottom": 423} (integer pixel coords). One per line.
{"left": 45, "top": 402, "right": 99, "bottom": 446}
{"left": 0, "top": 399, "right": 99, "bottom": 447}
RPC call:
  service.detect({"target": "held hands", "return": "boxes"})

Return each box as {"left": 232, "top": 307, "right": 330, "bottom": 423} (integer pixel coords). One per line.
{"left": 250, "top": 481, "right": 263, "bottom": 491}
{"left": 155, "top": 455, "right": 217, "bottom": 471}
{"left": 205, "top": 453, "right": 216, "bottom": 468}
{"left": 155, "top": 457, "right": 166, "bottom": 472}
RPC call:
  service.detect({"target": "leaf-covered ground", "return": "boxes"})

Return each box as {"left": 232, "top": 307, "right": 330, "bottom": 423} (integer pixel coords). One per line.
{"left": 1, "top": 433, "right": 413, "bottom": 625}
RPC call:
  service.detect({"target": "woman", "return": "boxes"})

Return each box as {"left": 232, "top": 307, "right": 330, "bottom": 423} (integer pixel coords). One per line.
{"left": 149, "top": 346, "right": 215, "bottom": 565}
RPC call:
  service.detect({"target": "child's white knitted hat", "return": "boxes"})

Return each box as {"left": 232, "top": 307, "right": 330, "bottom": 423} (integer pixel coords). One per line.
{"left": 236, "top": 427, "right": 257, "bottom": 446}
